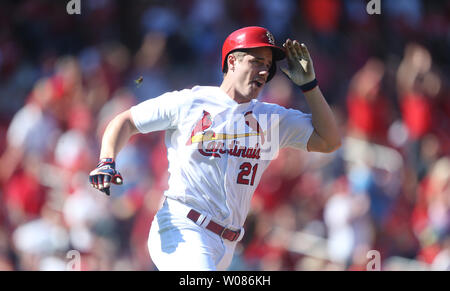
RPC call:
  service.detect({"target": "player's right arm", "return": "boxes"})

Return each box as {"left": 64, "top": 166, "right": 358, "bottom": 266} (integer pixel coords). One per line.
{"left": 89, "top": 88, "right": 191, "bottom": 195}
{"left": 89, "top": 109, "right": 139, "bottom": 195}
{"left": 100, "top": 109, "right": 139, "bottom": 159}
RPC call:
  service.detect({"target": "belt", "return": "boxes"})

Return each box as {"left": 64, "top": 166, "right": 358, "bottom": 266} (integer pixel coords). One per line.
{"left": 187, "top": 209, "right": 241, "bottom": 242}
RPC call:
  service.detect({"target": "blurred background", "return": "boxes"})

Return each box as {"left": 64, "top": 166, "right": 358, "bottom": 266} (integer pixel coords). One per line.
{"left": 0, "top": 0, "right": 449, "bottom": 271}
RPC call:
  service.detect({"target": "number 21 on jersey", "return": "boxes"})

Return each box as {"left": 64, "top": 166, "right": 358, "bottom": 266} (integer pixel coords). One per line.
{"left": 237, "top": 162, "right": 258, "bottom": 186}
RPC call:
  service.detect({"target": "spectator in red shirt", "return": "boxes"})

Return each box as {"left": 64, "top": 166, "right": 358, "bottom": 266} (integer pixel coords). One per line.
{"left": 346, "top": 58, "right": 393, "bottom": 144}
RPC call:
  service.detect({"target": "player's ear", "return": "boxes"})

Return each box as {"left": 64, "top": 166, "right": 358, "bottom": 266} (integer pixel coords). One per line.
{"left": 227, "top": 54, "right": 236, "bottom": 72}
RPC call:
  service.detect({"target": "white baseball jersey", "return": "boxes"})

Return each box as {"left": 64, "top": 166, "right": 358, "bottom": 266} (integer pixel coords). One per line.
{"left": 130, "top": 86, "right": 313, "bottom": 229}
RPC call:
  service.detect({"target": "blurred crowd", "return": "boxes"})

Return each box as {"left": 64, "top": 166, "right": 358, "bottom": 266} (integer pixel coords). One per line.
{"left": 0, "top": 0, "right": 449, "bottom": 270}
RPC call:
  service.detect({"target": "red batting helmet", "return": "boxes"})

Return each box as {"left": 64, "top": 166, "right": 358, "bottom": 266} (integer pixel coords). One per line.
{"left": 222, "top": 26, "right": 285, "bottom": 82}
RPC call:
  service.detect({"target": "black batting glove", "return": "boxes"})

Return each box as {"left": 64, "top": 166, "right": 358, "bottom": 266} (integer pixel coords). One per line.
{"left": 89, "top": 158, "right": 123, "bottom": 196}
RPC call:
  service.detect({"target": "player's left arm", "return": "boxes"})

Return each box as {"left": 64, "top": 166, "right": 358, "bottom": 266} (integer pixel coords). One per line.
{"left": 281, "top": 39, "right": 341, "bottom": 153}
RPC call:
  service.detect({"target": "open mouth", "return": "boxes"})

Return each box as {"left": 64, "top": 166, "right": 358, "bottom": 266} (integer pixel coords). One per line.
{"left": 252, "top": 80, "right": 264, "bottom": 88}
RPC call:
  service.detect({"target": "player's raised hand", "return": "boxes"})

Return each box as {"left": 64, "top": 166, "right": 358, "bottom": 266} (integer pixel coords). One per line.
{"left": 281, "top": 39, "right": 316, "bottom": 86}
{"left": 89, "top": 158, "right": 123, "bottom": 196}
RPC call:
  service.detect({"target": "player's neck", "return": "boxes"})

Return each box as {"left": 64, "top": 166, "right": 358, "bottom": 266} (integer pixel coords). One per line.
{"left": 219, "top": 79, "right": 254, "bottom": 104}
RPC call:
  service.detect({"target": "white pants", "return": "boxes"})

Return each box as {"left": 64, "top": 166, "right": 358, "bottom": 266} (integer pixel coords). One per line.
{"left": 148, "top": 197, "right": 239, "bottom": 271}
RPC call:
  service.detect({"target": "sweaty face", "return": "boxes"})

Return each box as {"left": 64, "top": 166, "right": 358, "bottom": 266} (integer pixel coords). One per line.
{"left": 231, "top": 47, "right": 273, "bottom": 103}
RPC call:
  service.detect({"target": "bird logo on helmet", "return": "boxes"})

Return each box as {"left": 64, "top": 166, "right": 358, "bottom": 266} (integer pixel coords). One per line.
{"left": 266, "top": 31, "right": 275, "bottom": 45}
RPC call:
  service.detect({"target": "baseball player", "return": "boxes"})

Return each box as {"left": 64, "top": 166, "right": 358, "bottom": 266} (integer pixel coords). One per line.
{"left": 89, "top": 26, "right": 341, "bottom": 270}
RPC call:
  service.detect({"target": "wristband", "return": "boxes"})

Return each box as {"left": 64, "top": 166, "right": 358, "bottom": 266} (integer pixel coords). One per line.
{"left": 97, "top": 158, "right": 115, "bottom": 167}
{"left": 299, "top": 79, "right": 318, "bottom": 92}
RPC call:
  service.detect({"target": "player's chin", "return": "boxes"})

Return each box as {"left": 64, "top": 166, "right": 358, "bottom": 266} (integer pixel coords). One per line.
{"left": 244, "top": 90, "right": 259, "bottom": 101}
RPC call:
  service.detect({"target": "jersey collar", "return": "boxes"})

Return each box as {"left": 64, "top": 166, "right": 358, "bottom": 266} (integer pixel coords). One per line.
{"left": 213, "top": 86, "right": 257, "bottom": 107}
